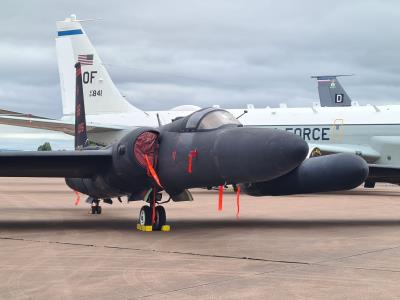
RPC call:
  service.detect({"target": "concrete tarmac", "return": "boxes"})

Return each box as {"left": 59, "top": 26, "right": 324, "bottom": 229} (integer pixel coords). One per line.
{"left": 1, "top": 178, "right": 400, "bottom": 299}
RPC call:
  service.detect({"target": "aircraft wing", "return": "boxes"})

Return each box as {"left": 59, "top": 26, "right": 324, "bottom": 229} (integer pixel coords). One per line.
{"left": 368, "top": 164, "right": 400, "bottom": 183}
{"left": 0, "top": 115, "right": 124, "bottom": 135}
{"left": 0, "top": 149, "right": 112, "bottom": 178}
{"left": 0, "top": 109, "right": 49, "bottom": 119}
{"left": 308, "top": 143, "right": 381, "bottom": 162}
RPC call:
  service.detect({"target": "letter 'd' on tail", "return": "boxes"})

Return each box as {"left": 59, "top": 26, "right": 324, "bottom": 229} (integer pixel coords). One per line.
{"left": 311, "top": 75, "right": 353, "bottom": 107}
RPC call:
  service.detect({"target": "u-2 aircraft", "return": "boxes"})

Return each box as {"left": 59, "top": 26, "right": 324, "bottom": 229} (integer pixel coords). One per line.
{"left": 0, "top": 63, "right": 368, "bottom": 229}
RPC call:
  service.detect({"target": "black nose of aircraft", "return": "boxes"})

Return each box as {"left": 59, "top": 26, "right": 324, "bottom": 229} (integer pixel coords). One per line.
{"left": 213, "top": 127, "right": 309, "bottom": 184}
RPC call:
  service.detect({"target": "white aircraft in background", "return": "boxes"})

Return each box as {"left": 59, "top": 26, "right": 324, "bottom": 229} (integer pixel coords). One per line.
{"left": 0, "top": 15, "right": 400, "bottom": 187}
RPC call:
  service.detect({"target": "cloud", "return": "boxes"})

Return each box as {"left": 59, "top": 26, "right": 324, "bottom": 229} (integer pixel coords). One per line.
{"left": 1, "top": 0, "right": 400, "bottom": 118}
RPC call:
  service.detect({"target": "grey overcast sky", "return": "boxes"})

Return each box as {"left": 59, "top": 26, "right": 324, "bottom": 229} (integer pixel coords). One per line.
{"left": 1, "top": 0, "right": 400, "bottom": 118}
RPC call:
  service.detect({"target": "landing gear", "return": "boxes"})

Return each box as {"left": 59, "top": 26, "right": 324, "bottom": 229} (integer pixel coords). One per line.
{"left": 137, "top": 191, "right": 168, "bottom": 231}
{"left": 154, "top": 206, "right": 166, "bottom": 231}
{"left": 364, "top": 180, "right": 376, "bottom": 188}
{"left": 139, "top": 205, "right": 152, "bottom": 226}
{"left": 233, "top": 184, "right": 238, "bottom": 192}
{"left": 91, "top": 199, "right": 102, "bottom": 214}
{"left": 138, "top": 205, "right": 167, "bottom": 230}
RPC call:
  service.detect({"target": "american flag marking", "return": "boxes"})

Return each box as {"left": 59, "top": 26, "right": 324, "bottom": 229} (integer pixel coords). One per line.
{"left": 78, "top": 54, "right": 94, "bottom": 65}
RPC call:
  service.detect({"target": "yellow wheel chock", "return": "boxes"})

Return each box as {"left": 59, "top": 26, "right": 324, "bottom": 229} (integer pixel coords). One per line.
{"left": 136, "top": 224, "right": 170, "bottom": 232}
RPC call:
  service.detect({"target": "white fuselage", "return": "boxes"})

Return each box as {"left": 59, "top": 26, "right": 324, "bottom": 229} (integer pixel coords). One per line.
{"left": 61, "top": 103, "right": 400, "bottom": 167}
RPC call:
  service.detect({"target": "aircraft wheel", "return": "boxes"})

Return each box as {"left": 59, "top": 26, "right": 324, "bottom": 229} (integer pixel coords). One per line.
{"left": 139, "top": 206, "right": 152, "bottom": 226}
{"left": 364, "top": 180, "right": 376, "bottom": 188}
{"left": 91, "top": 206, "right": 102, "bottom": 214}
{"left": 153, "top": 206, "right": 166, "bottom": 231}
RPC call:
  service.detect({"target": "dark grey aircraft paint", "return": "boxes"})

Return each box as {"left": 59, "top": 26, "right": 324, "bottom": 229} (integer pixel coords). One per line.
{"left": 65, "top": 108, "right": 310, "bottom": 200}
{"left": 241, "top": 153, "right": 368, "bottom": 196}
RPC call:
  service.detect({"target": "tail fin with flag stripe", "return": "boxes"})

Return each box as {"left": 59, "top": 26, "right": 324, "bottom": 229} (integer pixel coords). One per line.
{"left": 56, "top": 15, "right": 143, "bottom": 116}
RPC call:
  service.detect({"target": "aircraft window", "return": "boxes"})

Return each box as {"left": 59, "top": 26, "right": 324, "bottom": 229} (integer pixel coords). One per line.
{"left": 197, "top": 111, "right": 241, "bottom": 130}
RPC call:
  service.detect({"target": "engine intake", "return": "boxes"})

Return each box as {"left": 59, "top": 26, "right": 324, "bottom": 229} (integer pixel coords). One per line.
{"left": 66, "top": 127, "right": 160, "bottom": 198}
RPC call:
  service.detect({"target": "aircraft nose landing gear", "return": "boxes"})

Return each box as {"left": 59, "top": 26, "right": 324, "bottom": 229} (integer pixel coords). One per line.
{"left": 154, "top": 206, "right": 166, "bottom": 231}
{"left": 139, "top": 205, "right": 151, "bottom": 226}
{"left": 137, "top": 191, "right": 169, "bottom": 231}
{"left": 91, "top": 199, "right": 102, "bottom": 214}
{"left": 138, "top": 205, "right": 167, "bottom": 231}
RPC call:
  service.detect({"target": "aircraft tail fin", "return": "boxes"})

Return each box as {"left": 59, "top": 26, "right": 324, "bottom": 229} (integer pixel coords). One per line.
{"left": 74, "top": 62, "right": 88, "bottom": 150}
{"left": 311, "top": 75, "right": 353, "bottom": 107}
{"left": 56, "top": 15, "right": 143, "bottom": 116}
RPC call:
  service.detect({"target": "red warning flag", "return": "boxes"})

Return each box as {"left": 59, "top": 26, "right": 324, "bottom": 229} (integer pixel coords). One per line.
{"left": 218, "top": 185, "right": 223, "bottom": 211}
{"left": 187, "top": 150, "right": 198, "bottom": 174}
{"left": 236, "top": 185, "right": 241, "bottom": 219}
{"left": 152, "top": 188, "right": 156, "bottom": 225}
{"left": 74, "top": 190, "right": 81, "bottom": 206}
{"left": 172, "top": 150, "right": 177, "bottom": 161}
{"left": 144, "top": 154, "right": 163, "bottom": 188}
{"left": 188, "top": 154, "right": 193, "bottom": 173}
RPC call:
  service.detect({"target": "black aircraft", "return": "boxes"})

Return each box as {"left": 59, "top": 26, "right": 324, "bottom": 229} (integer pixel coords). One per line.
{"left": 0, "top": 63, "right": 369, "bottom": 230}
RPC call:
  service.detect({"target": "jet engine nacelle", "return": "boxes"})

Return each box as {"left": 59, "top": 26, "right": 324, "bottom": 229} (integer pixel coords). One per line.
{"left": 66, "top": 127, "right": 159, "bottom": 198}
{"left": 107, "top": 127, "right": 159, "bottom": 192}
{"left": 241, "top": 153, "right": 369, "bottom": 196}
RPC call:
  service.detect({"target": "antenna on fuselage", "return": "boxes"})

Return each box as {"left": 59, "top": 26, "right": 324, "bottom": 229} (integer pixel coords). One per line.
{"left": 68, "top": 14, "right": 103, "bottom": 23}
{"left": 236, "top": 110, "right": 248, "bottom": 120}
{"left": 156, "top": 113, "right": 163, "bottom": 126}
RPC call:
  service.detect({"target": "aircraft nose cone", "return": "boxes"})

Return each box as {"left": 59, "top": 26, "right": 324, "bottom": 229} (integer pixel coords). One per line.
{"left": 214, "top": 127, "right": 308, "bottom": 183}
{"left": 276, "top": 130, "right": 309, "bottom": 173}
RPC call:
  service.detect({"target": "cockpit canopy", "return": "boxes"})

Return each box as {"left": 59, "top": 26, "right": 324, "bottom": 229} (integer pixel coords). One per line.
{"left": 166, "top": 108, "right": 242, "bottom": 132}
{"left": 186, "top": 108, "right": 241, "bottom": 131}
